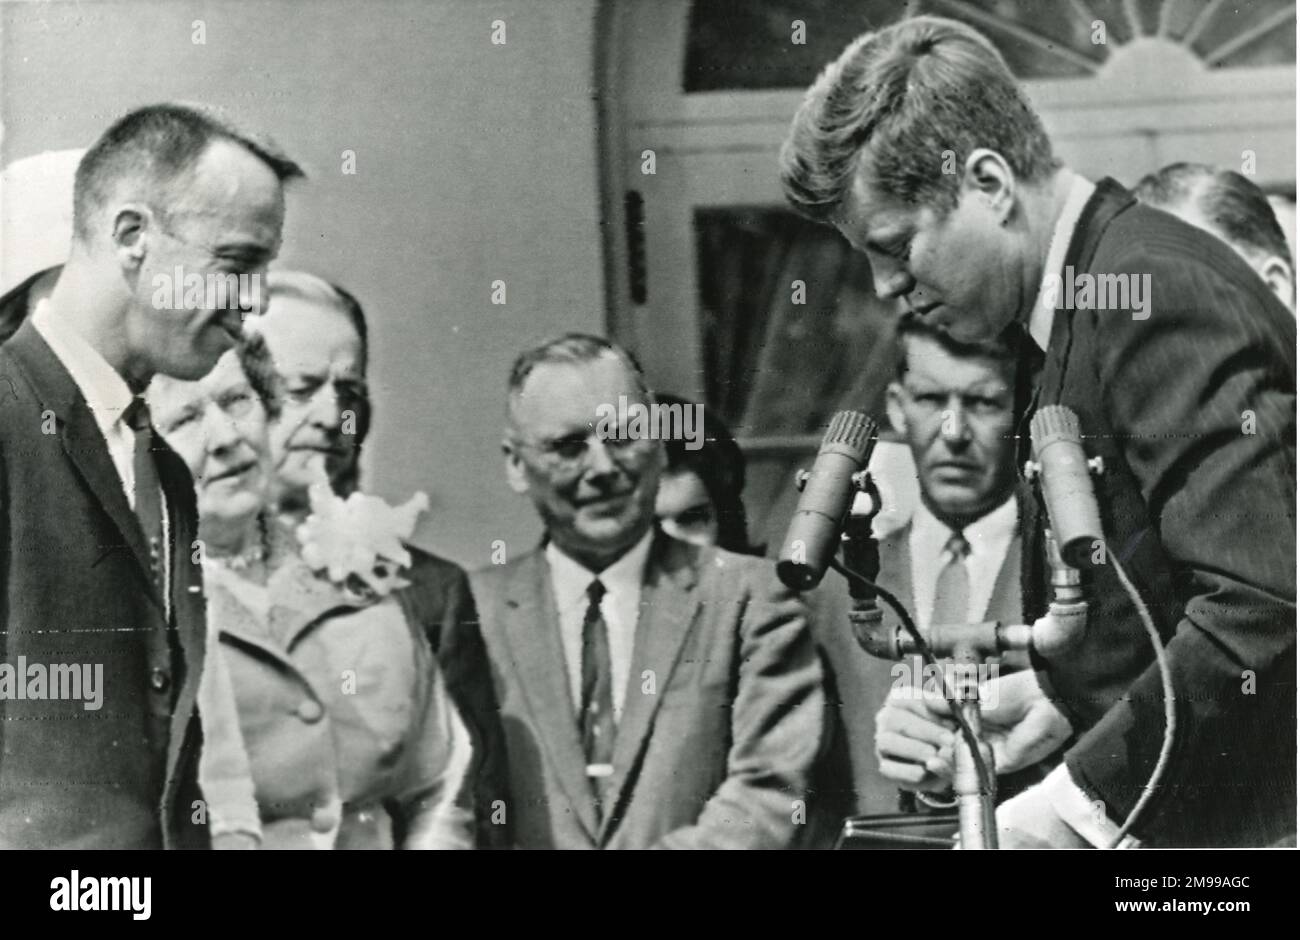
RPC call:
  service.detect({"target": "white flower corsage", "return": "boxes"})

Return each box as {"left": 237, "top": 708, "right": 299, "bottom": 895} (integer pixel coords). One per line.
{"left": 296, "top": 483, "right": 429, "bottom": 601}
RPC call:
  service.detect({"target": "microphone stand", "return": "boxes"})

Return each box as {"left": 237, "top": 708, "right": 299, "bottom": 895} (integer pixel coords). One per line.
{"left": 841, "top": 504, "right": 997, "bottom": 850}
{"left": 838, "top": 482, "right": 1089, "bottom": 850}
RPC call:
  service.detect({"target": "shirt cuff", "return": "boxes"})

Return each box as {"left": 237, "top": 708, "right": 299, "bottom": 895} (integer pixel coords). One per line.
{"left": 1042, "top": 764, "right": 1141, "bottom": 849}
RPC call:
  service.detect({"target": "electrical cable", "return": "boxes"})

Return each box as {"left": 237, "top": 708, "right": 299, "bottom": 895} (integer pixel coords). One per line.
{"left": 1106, "top": 544, "right": 1177, "bottom": 848}
{"left": 828, "top": 557, "right": 996, "bottom": 802}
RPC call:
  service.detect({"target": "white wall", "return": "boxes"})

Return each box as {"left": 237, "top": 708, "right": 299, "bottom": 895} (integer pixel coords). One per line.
{"left": 1, "top": 0, "right": 606, "bottom": 569}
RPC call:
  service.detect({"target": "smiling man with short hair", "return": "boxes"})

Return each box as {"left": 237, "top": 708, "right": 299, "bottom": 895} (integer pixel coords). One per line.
{"left": 475, "top": 332, "right": 824, "bottom": 849}
{"left": 0, "top": 102, "right": 302, "bottom": 848}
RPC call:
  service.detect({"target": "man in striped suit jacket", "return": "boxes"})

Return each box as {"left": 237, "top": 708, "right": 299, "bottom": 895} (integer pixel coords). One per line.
{"left": 779, "top": 15, "right": 1295, "bottom": 847}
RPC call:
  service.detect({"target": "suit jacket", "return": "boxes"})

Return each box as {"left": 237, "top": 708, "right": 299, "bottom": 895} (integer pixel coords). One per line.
{"left": 1020, "top": 178, "right": 1297, "bottom": 846}
{"left": 470, "top": 530, "right": 823, "bottom": 849}
{"left": 401, "top": 545, "right": 507, "bottom": 848}
{"left": 807, "top": 501, "right": 1025, "bottom": 837}
{"left": 0, "top": 319, "right": 207, "bottom": 848}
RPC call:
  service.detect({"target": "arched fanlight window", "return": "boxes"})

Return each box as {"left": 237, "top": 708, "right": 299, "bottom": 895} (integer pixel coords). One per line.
{"left": 684, "top": 0, "right": 1296, "bottom": 91}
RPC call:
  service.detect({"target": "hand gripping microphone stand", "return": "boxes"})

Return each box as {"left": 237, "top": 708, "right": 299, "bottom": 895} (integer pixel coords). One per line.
{"left": 784, "top": 406, "right": 1103, "bottom": 850}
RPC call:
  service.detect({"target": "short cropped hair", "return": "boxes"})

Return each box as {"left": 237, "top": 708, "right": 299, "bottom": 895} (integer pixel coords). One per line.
{"left": 1135, "top": 162, "right": 1294, "bottom": 274}
{"left": 507, "top": 333, "right": 651, "bottom": 407}
{"left": 73, "top": 102, "right": 304, "bottom": 242}
{"left": 893, "top": 311, "right": 1018, "bottom": 382}
{"left": 779, "top": 15, "right": 1059, "bottom": 222}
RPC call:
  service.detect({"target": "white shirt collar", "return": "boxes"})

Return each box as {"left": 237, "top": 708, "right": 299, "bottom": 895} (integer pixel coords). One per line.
{"left": 909, "top": 495, "right": 1019, "bottom": 629}
{"left": 31, "top": 295, "right": 135, "bottom": 438}
{"left": 1028, "top": 173, "right": 1097, "bottom": 352}
{"left": 545, "top": 527, "right": 655, "bottom": 609}
{"left": 911, "top": 495, "right": 1017, "bottom": 556}
{"left": 956, "top": 495, "right": 1018, "bottom": 551}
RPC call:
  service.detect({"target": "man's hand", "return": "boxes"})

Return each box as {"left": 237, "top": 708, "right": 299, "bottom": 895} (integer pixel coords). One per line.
{"left": 875, "top": 669, "right": 1074, "bottom": 788}
{"left": 874, "top": 681, "right": 958, "bottom": 792}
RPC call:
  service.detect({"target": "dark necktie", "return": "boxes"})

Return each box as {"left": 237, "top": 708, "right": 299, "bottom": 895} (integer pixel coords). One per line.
{"left": 930, "top": 530, "right": 971, "bottom": 627}
{"left": 123, "top": 397, "right": 165, "bottom": 593}
{"left": 580, "top": 578, "right": 616, "bottom": 817}
{"left": 1014, "top": 323, "right": 1047, "bottom": 472}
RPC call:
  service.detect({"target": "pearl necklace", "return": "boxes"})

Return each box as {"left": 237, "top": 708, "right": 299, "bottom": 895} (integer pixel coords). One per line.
{"left": 208, "top": 516, "right": 271, "bottom": 572}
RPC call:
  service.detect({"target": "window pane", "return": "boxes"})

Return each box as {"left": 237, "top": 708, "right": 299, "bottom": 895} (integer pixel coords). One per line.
{"left": 683, "top": 0, "right": 1103, "bottom": 91}
{"left": 1191, "top": 0, "right": 1294, "bottom": 62}
{"left": 682, "top": 0, "right": 1296, "bottom": 91}
{"left": 693, "top": 207, "right": 899, "bottom": 435}
{"left": 684, "top": 0, "right": 905, "bottom": 92}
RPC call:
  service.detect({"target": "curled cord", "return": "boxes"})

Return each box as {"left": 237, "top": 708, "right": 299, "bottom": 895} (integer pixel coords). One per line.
{"left": 828, "top": 557, "right": 996, "bottom": 802}
{"left": 1106, "top": 545, "right": 1176, "bottom": 848}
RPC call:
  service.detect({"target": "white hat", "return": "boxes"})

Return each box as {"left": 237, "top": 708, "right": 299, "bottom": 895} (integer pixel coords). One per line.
{"left": 1, "top": 148, "right": 84, "bottom": 295}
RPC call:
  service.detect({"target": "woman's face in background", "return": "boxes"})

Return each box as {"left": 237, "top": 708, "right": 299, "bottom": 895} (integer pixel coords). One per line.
{"left": 148, "top": 349, "right": 272, "bottom": 528}
{"left": 655, "top": 467, "right": 719, "bottom": 548}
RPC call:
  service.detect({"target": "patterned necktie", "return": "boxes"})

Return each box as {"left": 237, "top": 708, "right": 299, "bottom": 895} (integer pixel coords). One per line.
{"left": 930, "top": 530, "right": 971, "bottom": 627}
{"left": 123, "top": 397, "right": 165, "bottom": 592}
{"left": 580, "top": 578, "right": 616, "bottom": 817}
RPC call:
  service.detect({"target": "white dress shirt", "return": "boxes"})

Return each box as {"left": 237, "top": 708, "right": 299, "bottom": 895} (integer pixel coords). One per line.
{"left": 545, "top": 529, "right": 654, "bottom": 723}
{"left": 909, "top": 496, "right": 1018, "bottom": 632}
{"left": 1027, "top": 173, "right": 1097, "bottom": 352}
{"left": 32, "top": 297, "right": 138, "bottom": 505}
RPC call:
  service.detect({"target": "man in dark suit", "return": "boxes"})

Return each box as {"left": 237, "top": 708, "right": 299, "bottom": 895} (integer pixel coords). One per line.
{"left": 780, "top": 16, "right": 1295, "bottom": 847}
{"left": 0, "top": 103, "right": 302, "bottom": 848}
{"left": 474, "top": 333, "right": 823, "bottom": 848}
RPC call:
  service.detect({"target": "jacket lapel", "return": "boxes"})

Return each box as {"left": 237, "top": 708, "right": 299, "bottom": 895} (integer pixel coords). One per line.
{"left": 600, "top": 533, "right": 701, "bottom": 842}
{"left": 1037, "top": 178, "right": 1135, "bottom": 406}
{"left": 156, "top": 443, "right": 206, "bottom": 840}
{"left": 984, "top": 505, "right": 1024, "bottom": 625}
{"left": 4, "top": 321, "right": 159, "bottom": 604}
{"left": 1020, "top": 179, "right": 1134, "bottom": 617}
{"left": 877, "top": 522, "right": 915, "bottom": 620}
{"left": 503, "top": 550, "right": 601, "bottom": 841}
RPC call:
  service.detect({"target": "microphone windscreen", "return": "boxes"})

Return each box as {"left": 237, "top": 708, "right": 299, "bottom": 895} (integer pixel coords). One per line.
{"left": 776, "top": 411, "right": 877, "bottom": 591}
{"left": 1031, "top": 405, "right": 1103, "bottom": 569}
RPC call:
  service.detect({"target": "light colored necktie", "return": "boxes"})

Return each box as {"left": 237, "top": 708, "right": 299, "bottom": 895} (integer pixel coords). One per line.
{"left": 929, "top": 530, "right": 971, "bottom": 627}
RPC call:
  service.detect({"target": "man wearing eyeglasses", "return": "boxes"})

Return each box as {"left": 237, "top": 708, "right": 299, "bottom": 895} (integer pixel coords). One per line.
{"left": 471, "top": 332, "right": 823, "bottom": 849}
{"left": 0, "top": 103, "right": 302, "bottom": 848}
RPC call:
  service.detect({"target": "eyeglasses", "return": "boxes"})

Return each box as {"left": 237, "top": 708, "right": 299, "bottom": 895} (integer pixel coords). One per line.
{"left": 513, "top": 428, "right": 657, "bottom": 473}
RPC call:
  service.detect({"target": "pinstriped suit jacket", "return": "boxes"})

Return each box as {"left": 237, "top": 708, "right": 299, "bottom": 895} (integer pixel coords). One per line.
{"left": 1021, "top": 178, "right": 1296, "bottom": 846}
